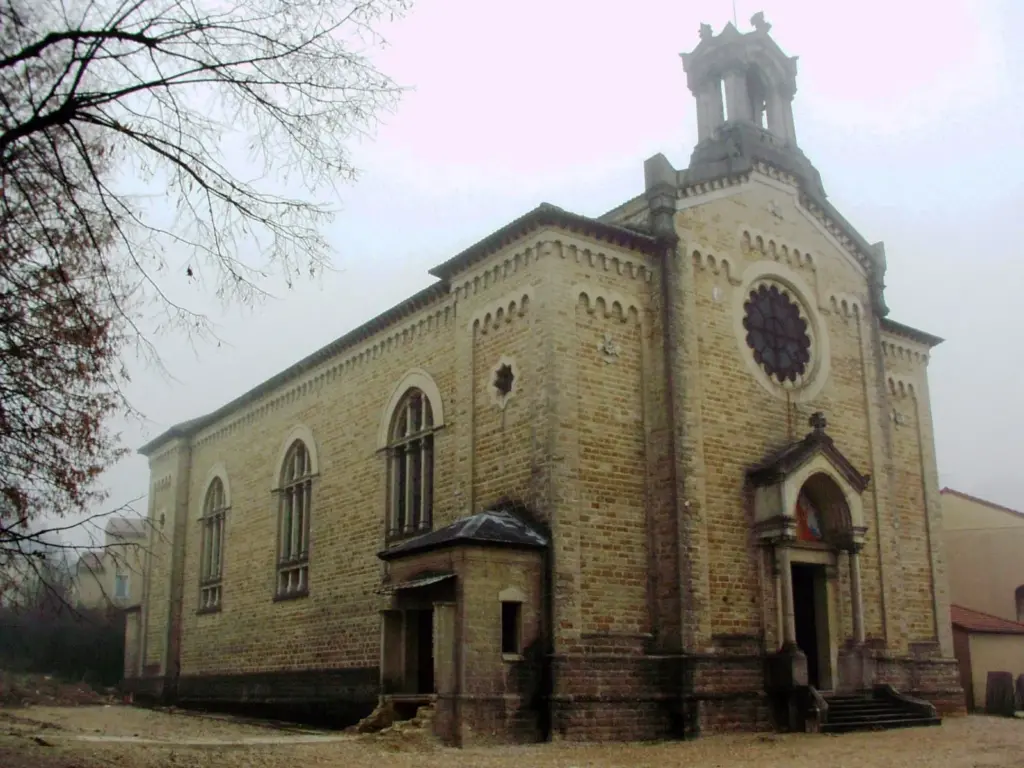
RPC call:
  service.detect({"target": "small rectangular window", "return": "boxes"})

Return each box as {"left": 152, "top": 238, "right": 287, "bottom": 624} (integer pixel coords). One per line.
{"left": 114, "top": 573, "right": 130, "bottom": 600}
{"left": 501, "top": 601, "right": 522, "bottom": 655}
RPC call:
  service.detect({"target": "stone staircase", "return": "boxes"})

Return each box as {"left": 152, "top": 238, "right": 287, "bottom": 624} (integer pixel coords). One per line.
{"left": 819, "top": 690, "right": 941, "bottom": 734}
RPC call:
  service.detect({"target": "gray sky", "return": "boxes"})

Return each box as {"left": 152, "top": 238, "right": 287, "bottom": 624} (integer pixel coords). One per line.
{"left": 97, "top": 0, "right": 1024, "bottom": 528}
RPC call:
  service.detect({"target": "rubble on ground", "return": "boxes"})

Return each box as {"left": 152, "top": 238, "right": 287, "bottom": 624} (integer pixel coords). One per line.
{"left": 353, "top": 699, "right": 396, "bottom": 733}
{"left": 358, "top": 704, "right": 438, "bottom": 751}
{"left": 0, "top": 672, "right": 116, "bottom": 708}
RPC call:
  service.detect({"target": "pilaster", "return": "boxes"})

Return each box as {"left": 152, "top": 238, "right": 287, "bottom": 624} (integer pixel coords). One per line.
{"left": 858, "top": 309, "right": 904, "bottom": 651}
{"left": 538, "top": 243, "right": 582, "bottom": 651}
{"left": 914, "top": 365, "right": 954, "bottom": 657}
{"left": 453, "top": 290, "right": 475, "bottom": 518}
{"left": 163, "top": 441, "right": 193, "bottom": 693}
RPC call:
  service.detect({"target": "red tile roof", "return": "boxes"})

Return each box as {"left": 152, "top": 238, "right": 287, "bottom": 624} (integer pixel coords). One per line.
{"left": 951, "top": 605, "right": 1024, "bottom": 635}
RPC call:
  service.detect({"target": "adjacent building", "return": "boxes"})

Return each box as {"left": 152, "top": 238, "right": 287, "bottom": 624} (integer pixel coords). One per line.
{"left": 128, "top": 17, "right": 962, "bottom": 743}
{"left": 73, "top": 517, "right": 148, "bottom": 681}
{"left": 942, "top": 488, "right": 1024, "bottom": 711}
{"left": 72, "top": 517, "right": 147, "bottom": 611}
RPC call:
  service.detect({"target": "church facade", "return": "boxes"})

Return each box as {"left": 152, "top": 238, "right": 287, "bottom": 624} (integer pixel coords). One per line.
{"left": 129, "top": 18, "right": 963, "bottom": 744}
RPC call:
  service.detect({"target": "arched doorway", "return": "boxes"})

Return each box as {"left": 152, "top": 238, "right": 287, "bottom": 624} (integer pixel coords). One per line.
{"left": 787, "top": 472, "right": 853, "bottom": 690}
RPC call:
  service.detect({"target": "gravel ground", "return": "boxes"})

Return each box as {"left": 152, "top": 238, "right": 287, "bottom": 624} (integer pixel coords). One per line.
{"left": 0, "top": 706, "right": 1021, "bottom": 768}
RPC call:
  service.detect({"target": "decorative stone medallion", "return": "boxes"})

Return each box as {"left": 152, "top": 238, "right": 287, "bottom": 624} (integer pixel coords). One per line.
{"left": 489, "top": 356, "right": 519, "bottom": 410}
{"left": 597, "top": 333, "right": 621, "bottom": 364}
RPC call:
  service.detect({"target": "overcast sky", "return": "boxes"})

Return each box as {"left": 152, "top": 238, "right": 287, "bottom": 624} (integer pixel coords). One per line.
{"left": 95, "top": 0, "right": 1023, "bottom": 530}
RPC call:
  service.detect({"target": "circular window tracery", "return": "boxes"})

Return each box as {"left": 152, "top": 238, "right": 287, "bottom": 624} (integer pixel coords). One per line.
{"left": 742, "top": 283, "right": 812, "bottom": 383}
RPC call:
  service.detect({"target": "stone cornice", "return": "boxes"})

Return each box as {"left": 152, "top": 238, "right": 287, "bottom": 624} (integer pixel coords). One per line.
{"left": 138, "top": 281, "right": 453, "bottom": 457}
{"left": 880, "top": 317, "right": 944, "bottom": 350}
{"left": 429, "top": 203, "right": 658, "bottom": 283}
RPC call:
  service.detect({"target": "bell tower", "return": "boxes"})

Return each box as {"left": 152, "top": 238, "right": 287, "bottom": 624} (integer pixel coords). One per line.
{"left": 679, "top": 13, "right": 825, "bottom": 197}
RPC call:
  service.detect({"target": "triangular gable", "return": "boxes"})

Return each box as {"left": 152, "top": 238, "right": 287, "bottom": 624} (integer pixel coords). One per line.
{"left": 747, "top": 413, "right": 871, "bottom": 493}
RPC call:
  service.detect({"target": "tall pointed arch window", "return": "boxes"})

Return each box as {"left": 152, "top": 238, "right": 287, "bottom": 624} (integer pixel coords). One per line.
{"left": 387, "top": 388, "right": 435, "bottom": 538}
{"left": 277, "top": 440, "right": 313, "bottom": 598}
{"left": 199, "top": 477, "right": 227, "bottom": 612}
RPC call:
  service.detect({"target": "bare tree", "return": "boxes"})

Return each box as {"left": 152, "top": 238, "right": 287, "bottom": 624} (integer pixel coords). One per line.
{"left": 2, "top": 0, "right": 409, "bottom": 321}
{"left": 0, "top": 0, "right": 409, "bottom": 574}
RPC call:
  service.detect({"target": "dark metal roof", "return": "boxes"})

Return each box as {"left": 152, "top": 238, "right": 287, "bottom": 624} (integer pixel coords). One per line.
{"left": 747, "top": 413, "right": 871, "bottom": 493}
{"left": 378, "top": 504, "right": 549, "bottom": 561}
{"left": 427, "top": 203, "right": 658, "bottom": 281}
{"left": 374, "top": 571, "right": 455, "bottom": 595}
{"left": 879, "top": 317, "right": 944, "bottom": 348}
{"left": 137, "top": 281, "right": 449, "bottom": 456}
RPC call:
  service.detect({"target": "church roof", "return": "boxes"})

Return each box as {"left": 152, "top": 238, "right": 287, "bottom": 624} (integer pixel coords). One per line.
{"left": 428, "top": 202, "right": 658, "bottom": 281}
{"left": 880, "top": 318, "right": 943, "bottom": 348}
{"left": 138, "top": 204, "right": 657, "bottom": 457}
{"left": 747, "top": 413, "right": 871, "bottom": 493}
{"left": 377, "top": 502, "right": 549, "bottom": 561}
{"left": 951, "top": 605, "right": 1024, "bottom": 636}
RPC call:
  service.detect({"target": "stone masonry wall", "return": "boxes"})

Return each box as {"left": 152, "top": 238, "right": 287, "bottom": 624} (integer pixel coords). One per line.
{"left": 673, "top": 178, "right": 918, "bottom": 654}
{"left": 139, "top": 445, "right": 187, "bottom": 678}
{"left": 138, "top": 230, "right": 599, "bottom": 703}
{"left": 175, "top": 294, "right": 458, "bottom": 678}
{"left": 573, "top": 292, "right": 648, "bottom": 638}
{"left": 882, "top": 329, "right": 953, "bottom": 655}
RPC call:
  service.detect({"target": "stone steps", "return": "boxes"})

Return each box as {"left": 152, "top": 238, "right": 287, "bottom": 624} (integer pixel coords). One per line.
{"left": 821, "top": 693, "right": 941, "bottom": 734}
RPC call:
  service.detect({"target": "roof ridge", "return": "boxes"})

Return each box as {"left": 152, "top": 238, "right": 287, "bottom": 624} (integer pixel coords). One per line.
{"left": 941, "top": 487, "right": 1024, "bottom": 519}
{"left": 952, "top": 603, "right": 1024, "bottom": 626}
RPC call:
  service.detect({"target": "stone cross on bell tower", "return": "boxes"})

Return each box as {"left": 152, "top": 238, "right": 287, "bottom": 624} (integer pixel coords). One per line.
{"left": 682, "top": 13, "right": 799, "bottom": 147}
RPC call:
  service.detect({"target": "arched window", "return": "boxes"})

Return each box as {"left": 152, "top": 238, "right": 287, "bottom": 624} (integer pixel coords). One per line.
{"left": 387, "top": 388, "right": 435, "bottom": 538}
{"left": 199, "top": 477, "right": 227, "bottom": 611}
{"left": 277, "top": 440, "right": 313, "bottom": 597}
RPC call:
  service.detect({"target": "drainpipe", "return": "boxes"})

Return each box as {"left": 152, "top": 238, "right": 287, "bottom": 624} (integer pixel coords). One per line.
{"left": 643, "top": 154, "right": 692, "bottom": 739}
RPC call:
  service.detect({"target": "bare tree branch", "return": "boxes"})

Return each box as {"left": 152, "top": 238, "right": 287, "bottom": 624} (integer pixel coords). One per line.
{"left": 0, "top": 0, "right": 409, "bottom": 570}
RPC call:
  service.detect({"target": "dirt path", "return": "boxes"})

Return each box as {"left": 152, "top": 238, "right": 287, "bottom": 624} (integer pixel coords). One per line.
{"left": 0, "top": 706, "right": 1022, "bottom": 768}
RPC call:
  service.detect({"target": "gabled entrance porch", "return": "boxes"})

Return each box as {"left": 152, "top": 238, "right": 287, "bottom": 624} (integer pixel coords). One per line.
{"left": 373, "top": 502, "right": 550, "bottom": 745}
{"left": 749, "top": 413, "right": 875, "bottom": 725}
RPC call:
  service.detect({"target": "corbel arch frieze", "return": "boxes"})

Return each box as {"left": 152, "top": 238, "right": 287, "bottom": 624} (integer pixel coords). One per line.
{"left": 691, "top": 246, "right": 742, "bottom": 285}
{"left": 572, "top": 283, "right": 643, "bottom": 324}
{"left": 467, "top": 288, "right": 534, "bottom": 334}
{"left": 886, "top": 373, "right": 918, "bottom": 401}
{"left": 739, "top": 226, "right": 816, "bottom": 273}
{"left": 827, "top": 292, "right": 865, "bottom": 319}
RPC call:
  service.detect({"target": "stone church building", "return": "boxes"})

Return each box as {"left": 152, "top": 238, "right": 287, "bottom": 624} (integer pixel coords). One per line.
{"left": 129, "top": 17, "right": 963, "bottom": 743}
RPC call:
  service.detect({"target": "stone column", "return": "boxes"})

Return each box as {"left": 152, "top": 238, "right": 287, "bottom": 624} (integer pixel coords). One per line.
{"left": 694, "top": 80, "right": 725, "bottom": 142}
{"left": 850, "top": 546, "right": 866, "bottom": 645}
{"left": 779, "top": 95, "right": 797, "bottom": 147}
{"left": 765, "top": 90, "right": 787, "bottom": 139}
{"left": 777, "top": 545, "right": 796, "bottom": 647}
{"left": 722, "top": 70, "right": 751, "bottom": 123}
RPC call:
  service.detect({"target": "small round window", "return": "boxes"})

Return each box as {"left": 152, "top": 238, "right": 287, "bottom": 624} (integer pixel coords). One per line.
{"left": 742, "top": 283, "right": 812, "bottom": 383}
